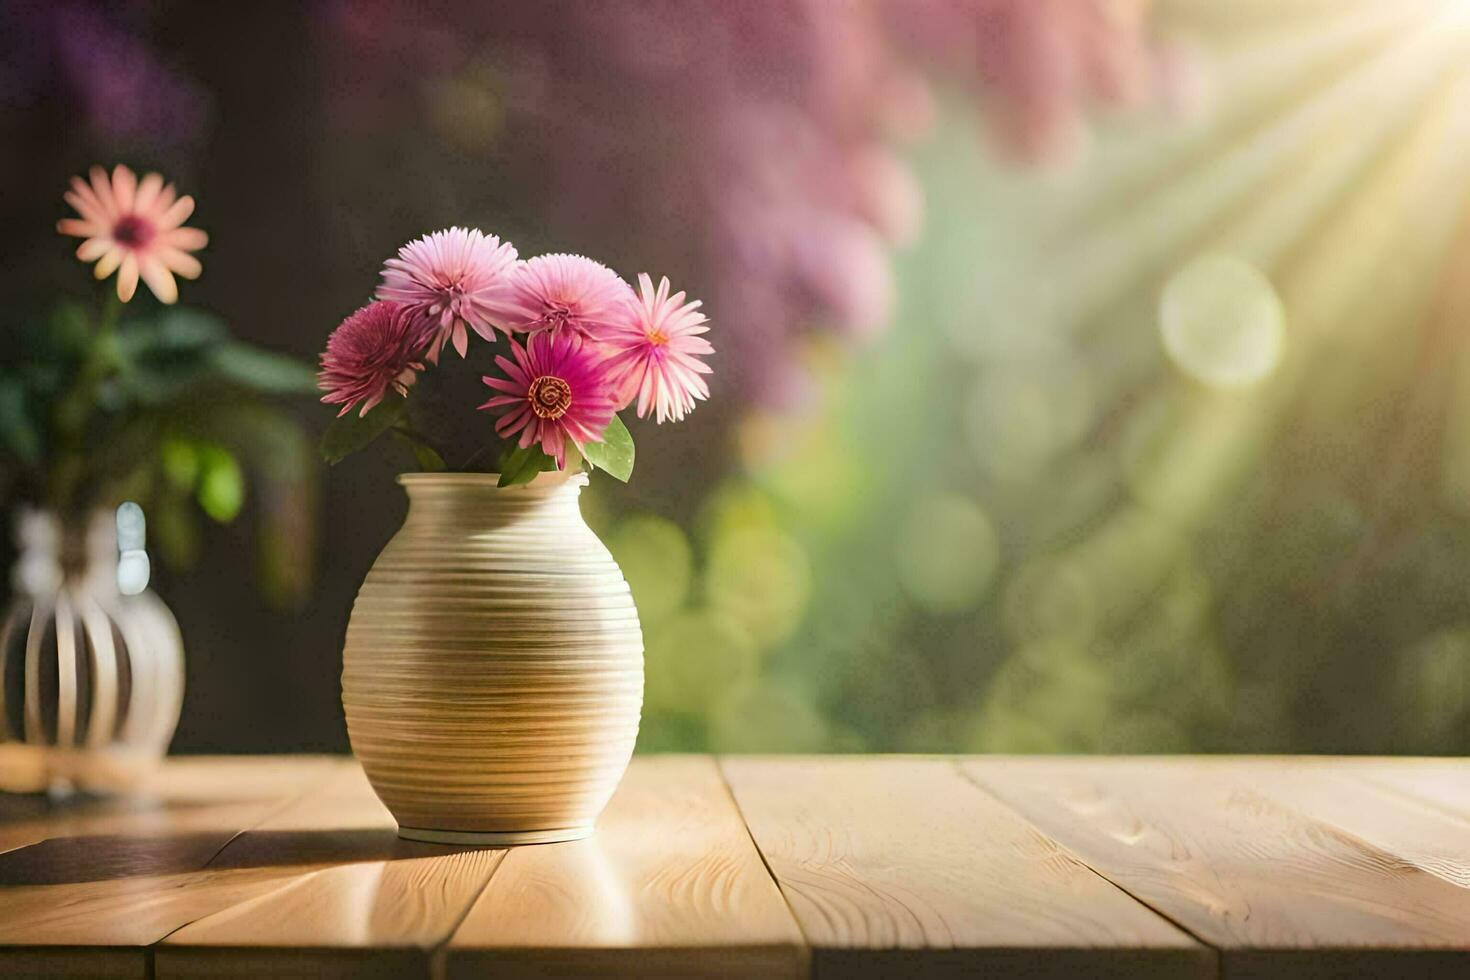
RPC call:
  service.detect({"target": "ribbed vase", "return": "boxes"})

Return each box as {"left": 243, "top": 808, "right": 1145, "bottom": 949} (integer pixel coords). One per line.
{"left": 341, "top": 470, "right": 643, "bottom": 845}
{"left": 0, "top": 509, "right": 184, "bottom": 796}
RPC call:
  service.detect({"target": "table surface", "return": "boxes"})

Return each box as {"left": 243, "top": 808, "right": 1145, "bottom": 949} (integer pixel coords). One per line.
{"left": 0, "top": 755, "right": 1468, "bottom": 978}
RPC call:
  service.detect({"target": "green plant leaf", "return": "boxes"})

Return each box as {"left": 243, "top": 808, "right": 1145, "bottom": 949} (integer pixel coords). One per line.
{"left": 320, "top": 397, "right": 406, "bottom": 464}
{"left": 497, "top": 443, "right": 557, "bottom": 487}
{"left": 196, "top": 445, "right": 245, "bottom": 523}
{"left": 160, "top": 437, "right": 199, "bottom": 490}
{"left": 392, "top": 429, "right": 447, "bottom": 472}
{"left": 209, "top": 342, "right": 319, "bottom": 395}
{"left": 582, "top": 414, "right": 635, "bottom": 482}
{"left": 0, "top": 377, "right": 41, "bottom": 465}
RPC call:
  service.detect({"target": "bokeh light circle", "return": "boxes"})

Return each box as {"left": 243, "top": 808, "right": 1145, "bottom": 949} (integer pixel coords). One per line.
{"left": 1159, "top": 254, "right": 1284, "bottom": 388}
{"left": 894, "top": 493, "right": 1000, "bottom": 614}
{"left": 606, "top": 515, "right": 693, "bottom": 624}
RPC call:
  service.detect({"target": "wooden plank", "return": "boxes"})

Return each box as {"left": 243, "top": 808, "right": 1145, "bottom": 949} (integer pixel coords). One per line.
{"left": 445, "top": 755, "right": 808, "bottom": 980}
{"left": 722, "top": 756, "right": 1209, "bottom": 980}
{"left": 0, "top": 755, "right": 337, "bottom": 855}
{"left": 964, "top": 757, "right": 1470, "bottom": 980}
{"left": 157, "top": 762, "right": 504, "bottom": 979}
{"left": 1346, "top": 757, "right": 1470, "bottom": 822}
{"left": 1236, "top": 762, "right": 1470, "bottom": 890}
{"left": 0, "top": 756, "right": 339, "bottom": 978}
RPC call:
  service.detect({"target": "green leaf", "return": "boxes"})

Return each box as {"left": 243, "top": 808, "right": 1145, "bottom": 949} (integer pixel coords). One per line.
{"left": 497, "top": 443, "right": 557, "bottom": 487}
{"left": 209, "top": 342, "right": 319, "bottom": 395}
{"left": 196, "top": 445, "right": 245, "bottom": 523}
{"left": 392, "top": 429, "right": 447, "bottom": 471}
{"left": 160, "top": 437, "right": 199, "bottom": 490}
{"left": 0, "top": 377, "right": 41, "bottom": 465}
{"left": 46, "top": 301, "right": 93, "bottom": 357}
{"left": 582, "top": 414, "right": 635, "bottom": 482}
{"left": 320, "top": 397, "right": 406, "bottom": 464}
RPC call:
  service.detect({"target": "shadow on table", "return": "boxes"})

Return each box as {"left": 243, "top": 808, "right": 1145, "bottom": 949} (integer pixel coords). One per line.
{"left": 0, "top": 828, "right": 491, "bottom": 885}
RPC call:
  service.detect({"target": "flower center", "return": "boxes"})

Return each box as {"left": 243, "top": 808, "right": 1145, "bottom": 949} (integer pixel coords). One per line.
{"left": 646, "top": 328, "right": 669, "bottom": 347}
{"left": 112, "top": 214, "right": 155, "bottom": 249}
{"left": 528, "top": 375, "right": 572, "bottom": 420}
{"left": 543, "top": 304, "right": 573, "bottom": 331}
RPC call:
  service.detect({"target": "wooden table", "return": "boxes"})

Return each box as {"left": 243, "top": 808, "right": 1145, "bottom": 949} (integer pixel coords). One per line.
{"left": 0, "top": 756, "right": 1467, "bottom": 978}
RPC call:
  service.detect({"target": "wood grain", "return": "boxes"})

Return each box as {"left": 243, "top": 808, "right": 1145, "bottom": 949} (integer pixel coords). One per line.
{"left": 0, "top": 755, "right": 336, "bottom": 855}
{"left": 343, "top": 472, "right": 643, "bottom": 842}
{"left": 964, "top": 757, "right": 1470, "bottom": 979}
{"left": 0, "top": 756, "right": 337, "bottom": 977}
{"left": 1237, "top": 761, "right": 1470, "bottom": 890}
{"left": 445, "top": 755, "right": 807, "bottom": 979}
{"left": 157, "top": 760, "right": 504, "bottom": 979}
{"left": 1347, "top": 757, "right": 1470, "bottom": 822}
{"left": 722, "top": 756, "right": 1209, "bottom": 979}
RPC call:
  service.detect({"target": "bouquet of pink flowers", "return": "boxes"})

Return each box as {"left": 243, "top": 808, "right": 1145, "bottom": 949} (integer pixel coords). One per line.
{"left": 316, "top": 228, "right": 714, "bottom": 484}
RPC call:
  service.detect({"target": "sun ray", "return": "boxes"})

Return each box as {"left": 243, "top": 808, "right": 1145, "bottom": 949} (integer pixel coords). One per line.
{"left": 999, "top": 13, "right": 1467, "bottom": 348}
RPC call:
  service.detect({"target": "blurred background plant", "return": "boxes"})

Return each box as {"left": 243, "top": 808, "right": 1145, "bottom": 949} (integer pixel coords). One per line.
{"left": 4, "top": 0, "right": 1467, "bottom": 755}
{"left": 0, "top": 168, "right": 320, "bottom": 606}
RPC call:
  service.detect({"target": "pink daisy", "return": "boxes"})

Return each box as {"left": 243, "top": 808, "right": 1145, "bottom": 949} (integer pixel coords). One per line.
{"left": 318, "top": 301, "right": 433, "bottom": 417}
{"left": 57, "top": 164, "right": 208, "bottom": 304}
{"left": 479, "top": 330, "right": 618, "bottom": 468}
{"left": 376, "top": 226, "right": 518, "bottom": 361}
{"left": 604, "top": 274, "right": 714, "bottom": 423}
{"left": 486, "top": 253, "right": 637, "bottom": 339}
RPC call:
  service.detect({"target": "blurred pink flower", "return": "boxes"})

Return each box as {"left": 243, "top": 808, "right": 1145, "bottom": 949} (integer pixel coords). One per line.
{"left": 487, "top": 253, "right": 636, "bottom": 339}
{"left": 480, "top": 329, "right": 617, "bottom": 468}
{"left": 318, "top": 301, "right": 432, "bottom": 417}
{"left": 605, "top": 274, "right": 714, "bottom": 424}
{"left": 376, "top": 226, "right": 518, "bottom": 361}
{"left": 57, "top": 164, "right": 208, "bottom": 304}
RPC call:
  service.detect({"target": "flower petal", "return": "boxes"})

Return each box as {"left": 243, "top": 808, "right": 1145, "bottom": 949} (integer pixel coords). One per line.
{"left": 160, "top": 225, "right": 208, "bottom": 251}
{"left": 75, "top": 237, "right": 111, "bottom": 261}
{"left": 58, "top": 219, "right": 98, "bottom": 240}
{"left": 156, "top": 246, "right": 203, "bottom": 279}
{"left": 93, "top": 247, "right": 123, "bottom": 280}
{"left": 139, "top": 256, "right": 179, "bottom": 304}
{"left": 111, "top": 164, "right": 137, "bottom": 213}
{"left": 88, "top": 166, "right": 118, "bottom": 218}
{"left": 116, "top": 254, "right": 139, "bottom": 302}
{"left": 158, "top": 194, "right": 196, "bottom": 230}
{"left": 135, "top": 172, "right": 164, "bottom": 214}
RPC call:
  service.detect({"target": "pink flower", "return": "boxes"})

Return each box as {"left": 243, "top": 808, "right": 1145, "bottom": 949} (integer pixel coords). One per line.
{"left": 376, "top": 226, "right": 518, "bottom": 361}
{"left": 479, "top": 330, "right": 617, "bottom": 468}
{"left": 318, "top": 301, "right": 432, "bottom": 417}
{"left": 57, "top": 164, "right": 208, "bottom": 304}
{"left": 605, "top": 274, "right": 714, "bottom": 423}
{"left": 487, "top": 253, "right": 637, "bottom": 339}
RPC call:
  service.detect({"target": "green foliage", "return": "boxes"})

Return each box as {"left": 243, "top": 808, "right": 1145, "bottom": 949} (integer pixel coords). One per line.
{"left": 0, "top": 376, "right": 40, "bottom": 465}
{"left": 392, "top": 429, "right": 447, "bottom": 471}
{"left": 4, "top": 295, "right": 320, "bottom": 606}
{"left": 209, "top": 342, "right": 319, "bottom": 394}
{"left": 195, "top": 446, "right": 245, "bottom": 523}
{"left": 497, "top": 442, "right": 558, "bottom": 486}
{"left": 583, "top": 414, "right": 635, "bottom": 482}
{"left": 320, "top": 397, "right": 405, "bottom": 464}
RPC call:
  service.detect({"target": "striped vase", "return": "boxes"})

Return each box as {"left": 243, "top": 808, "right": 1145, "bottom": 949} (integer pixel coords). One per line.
{"left": 342, "top": 470, "right": 644, "bottom": 845}
{"left": 0, "top": 509, "right": 184, "bottom": 796}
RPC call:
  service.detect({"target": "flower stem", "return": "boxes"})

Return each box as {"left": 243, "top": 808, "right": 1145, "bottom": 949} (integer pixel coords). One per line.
{"left": 48, "top": 289, "right": 125, "bottom": 512}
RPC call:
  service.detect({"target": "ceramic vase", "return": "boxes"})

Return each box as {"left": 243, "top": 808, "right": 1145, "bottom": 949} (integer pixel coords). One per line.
{"left": 0, "top": 509, "right": 185, "bottom": 795}
{"left": 342, "top": 470, "right": 644, "bottom": 844}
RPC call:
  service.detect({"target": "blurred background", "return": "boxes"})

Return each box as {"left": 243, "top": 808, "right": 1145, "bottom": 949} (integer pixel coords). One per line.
{"left": 3, "top": 0, "right": 1469, "bottom": 756}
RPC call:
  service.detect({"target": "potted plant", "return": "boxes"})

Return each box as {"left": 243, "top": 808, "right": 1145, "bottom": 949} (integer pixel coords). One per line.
{"left": 322, "top": 228, "right": 713, "bottom": 844}
{"left": 0, "top": 165, "right": 318, "bottom": 794}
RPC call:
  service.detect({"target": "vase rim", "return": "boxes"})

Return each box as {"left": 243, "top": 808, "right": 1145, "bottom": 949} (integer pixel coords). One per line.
{"left": 397, "top": 470, "right": 588, "bottom": 489}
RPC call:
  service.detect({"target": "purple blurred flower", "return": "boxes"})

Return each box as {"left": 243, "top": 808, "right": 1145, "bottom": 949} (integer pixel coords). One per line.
{"left": 3, "top": 1, "right": 209, "bottom": 148}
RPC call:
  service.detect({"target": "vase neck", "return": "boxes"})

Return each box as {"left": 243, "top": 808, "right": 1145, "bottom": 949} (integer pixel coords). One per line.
{"left": 11, "top": 508, "right": 118, "bottom": 597}
{"left": 399, "top": 472, "right": 587, "bottom": 531}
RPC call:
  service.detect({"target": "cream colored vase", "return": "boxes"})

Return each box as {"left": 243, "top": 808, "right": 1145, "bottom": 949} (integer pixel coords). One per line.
{"left": 342, "top": 470, "right": 643, "bottom": 845}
